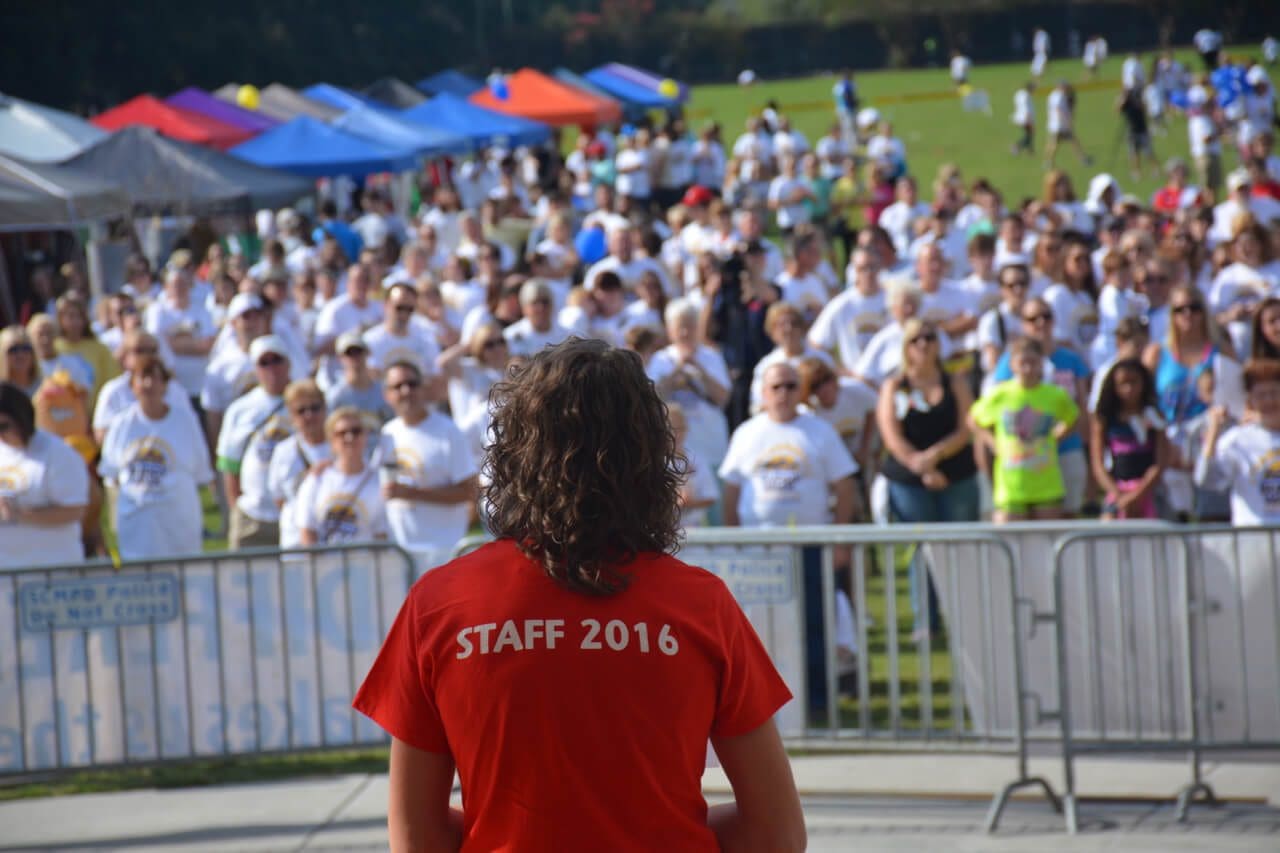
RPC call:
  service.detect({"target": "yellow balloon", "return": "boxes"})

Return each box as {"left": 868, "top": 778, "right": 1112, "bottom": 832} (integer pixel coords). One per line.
{"left": 658, "top": 78, "right": 679, "bottom": 100}
{"left": 237, "top": 84, "right": 260, "bottom": 111}
{"left": 958, "top": 83, "right": 973, "bottom": 97}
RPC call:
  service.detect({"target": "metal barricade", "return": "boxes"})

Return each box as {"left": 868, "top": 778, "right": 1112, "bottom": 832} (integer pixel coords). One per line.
{"left": 453, "top": 525, "right": 1061, "bottom": 830}
{"left": 0, "top": 543, "right": 417, "bottom": 779}
{"left": 1052, "top": 525, "right": 1280, "bottom": 833}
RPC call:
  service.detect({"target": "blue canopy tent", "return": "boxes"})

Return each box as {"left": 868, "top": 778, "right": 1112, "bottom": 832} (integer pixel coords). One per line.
{"left": 582, "top": 68, "right": 679, "bottom": 111}
{"left": 588, "top": 63, "right": 689, "bottom": 104}
{"left": 400, "top": 94, "right": 551, "bottom": 150}
{"left": 415, "top": 70, "right": 483, "bottom": 98}
{"left": 332, "top": 105, "right": 469, "bottom": 157}
{"left": 230, "top": 116, "right": 418, "bottom": 178}
{"left": 302, "top": 83, "right": 378, "bottom": 113}
{"left": 553, "top": 68, "right": 644, "bottom": 120}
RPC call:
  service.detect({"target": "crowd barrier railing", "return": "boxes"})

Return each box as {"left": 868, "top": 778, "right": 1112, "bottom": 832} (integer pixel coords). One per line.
{"left": 0, "top": 543, "right": 416, "bottom": 780}
{"left": 1051, "top": 525, "right": 1280, "bottom": 833}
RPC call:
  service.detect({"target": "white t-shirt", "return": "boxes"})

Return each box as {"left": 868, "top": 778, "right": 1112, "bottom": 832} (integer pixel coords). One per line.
{"left": 950, "top": 55, "right": 971, "bottom": 81}
{"left": 216, "top": 388, "right": 290, "bottom": 523}
{"left": 878, "top": 201, "right": 931, "bottom": 256}
{"left": 719, "top": 412, "right": 857, "bottom": 526}
{"left": 94, "top": 372, "right": 198, "bottom": 435}
{"left": 362, "top": 320, "right": 441, "bottom": 376}
{"left": 767, "top": 176, "right": 810, "bottom": 230}
{"left": 1046, "top": 89, "right": 1071, "bottom": 135}
{"left": 381, "top": 412, "right": 477, "bottom": 558}
{"left": 1121, "top": 56, "right": 1145, "bottom": 91}
{"left": 657, "top": 137, "right": 694, "bottom": 188}
{"left": 502, "top": 318, "right": 574, "bottom": 358}
{"left": 691, "top": 139, "right": 726, "bottom": 189}
{"left": 99, "top": 404, "right": 214, "bottom": 559}
{"left": 1210, "top": 261, "right": 1280, "bottom": 355}
{"left": 143, "top": 298, "right": 217, "bottom": 397}
{"left": 1196, "top": 423, "right": 1280, "bottom": 525}
{"left": 1188, "top": 110, "right": 1219, "bottom": 158}
{"left": 1211, "top": 198, "right": 1280, "bottom": 245}
{"left": 808, "top": 288, "right": 888, "bottom": 373}
{"left": 0, "top": 430, "right": 89, "bottom": 568}
{"left": 647, "top": 345, "right": 732, "bottom": 467}
{"left": 583, "top": 255, "right": 676, "bottom": 298}
{"left": 447, "top": 358, "right": 503, "bottom": 433}
{"left": 866, "top": 135, "right": 906, "bottom": 169}
{"left": 799, "top": 377, "right": 878, "bottom": 461}
{"left": 749, "top": 346, "right": 834, "bottom": 413}
{"left": 1042, "top": 284, "right": 1100, "bottom": 353}
{"left": 1013, "top": 89, "right": 1034, "bottom": 125}
{"left": 814, "top": 134, "right": 849, "bottom": 180}
{"left": 776, "top": 269, "right": 828, "bottom": 313}
{"left": 615, "top": 147, "right": 651, "bottom": 199}
{"left": 1033, "top": 30, "right": 1049, "bottom": 55}
{"left": 976, "top": 304, "right": 1023, "bottom": 364}
{"left": 295, "top": 465, "right": 387, "bottom": 544}
{"left": 1193, "top": 30, "right": 1222, "bottom": 53}
{"left": 199, "top": 346, "right": 258, "bottom": 414}
{"left": 267, "top": 435, "right": 331, "bottom": 548}
{"left": 918, "top": 282, "right": 978, "bottom": 330}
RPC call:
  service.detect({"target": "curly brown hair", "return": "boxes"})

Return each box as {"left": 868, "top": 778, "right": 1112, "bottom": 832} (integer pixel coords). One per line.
{"left": 483, "top": 337, "right": 687, "bottom": 596}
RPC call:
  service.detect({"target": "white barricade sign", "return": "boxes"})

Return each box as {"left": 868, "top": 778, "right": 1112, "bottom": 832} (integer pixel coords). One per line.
{"left": 0, "top": 547, "right": 413, "bottom": 773}
{"left": 677, "top": 544, "right": 806, "bottom": 738}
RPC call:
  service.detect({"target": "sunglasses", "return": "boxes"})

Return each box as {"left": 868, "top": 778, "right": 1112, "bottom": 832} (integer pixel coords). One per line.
{"left": 482, "top": 338, "right": 506, "bottom": 349}
{"left": 769, "top": 381, "right": 799, "bottom": 392}
{"left": 909, "top": 332, "right": 938, "bottom": 345}
{"left": 1172, "top": 303, "right": 1203, "bottom": 315}
{"left": 341, "top": 348, "right": 368, "bottom": 357}
{"left": 292, "top": 403, "right": 324, "bottom": 416}
{"left": 130, "top": 346, "right": 158, "bottom": 356}
{"left": 1022, "top": 313, "right": 1053, "bottom": 324}
{"left": 5, "top": 344, "right": 33, "bottom": 356}
{"left": 389, "top": 379, "right": 421, "bottom": 393}
{"left": 257, "top": 354, "right": 286, "bottom": 367}
{"left": 393, "top": 305, "right": 415, "bottom": 315}
{"left": 334, "top": 427, "right": 365, "bottom": 439}
{"left": 530, "top": 298, "right": 552, "bottom": 307}
{"left": 1001, "top": 280, "right": 1029, "bottom": 290}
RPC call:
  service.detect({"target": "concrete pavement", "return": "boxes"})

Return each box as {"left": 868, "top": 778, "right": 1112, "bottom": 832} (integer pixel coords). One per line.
{"left": 1, "top": 753, "right": 1277, "bottom": 851}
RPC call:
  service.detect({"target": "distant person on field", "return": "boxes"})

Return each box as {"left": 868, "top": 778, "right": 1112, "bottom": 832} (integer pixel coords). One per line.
{"left": 1045, "top": 80, "right": 1091, "bottom": 169}
{"left": 950, "top": 51, "right": 971, "bottom": 89}
{"left": 1011, "top": 81, "right": 1035, "bottom": 156}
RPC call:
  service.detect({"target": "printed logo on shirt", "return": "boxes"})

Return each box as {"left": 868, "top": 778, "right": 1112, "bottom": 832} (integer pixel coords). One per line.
{"left": 754, "top": 443, "right": 806, "bottom": 496}
{"left": 1001, "top": 406, "right": 1056, "bottom": 470}
{"left": 0, "top": 466, "right": 28, "bottom": 494}
{"left": 124, "top": 439, "right": 171, "bottom": 490}
{"left": 255, "top": 418, "right": 291, "bottom": 463}
{"left": 394, "top": 447, "right": 422, "bottom": 479}
{"left": 1257, "top": 450, "right": 1280, "bottom": 506}
{"left": 319, "top": 493, "right": 363, "bottom": 543}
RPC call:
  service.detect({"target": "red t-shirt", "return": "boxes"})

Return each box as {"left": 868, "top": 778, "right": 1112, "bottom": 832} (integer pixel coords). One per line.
{"left": 353, "top": 538, "right": 791, "bottom": 852}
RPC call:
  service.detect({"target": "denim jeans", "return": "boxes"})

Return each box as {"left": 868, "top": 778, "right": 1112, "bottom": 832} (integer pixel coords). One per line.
{"left": 886, "top": 475, "right": 980, "bottom": 633}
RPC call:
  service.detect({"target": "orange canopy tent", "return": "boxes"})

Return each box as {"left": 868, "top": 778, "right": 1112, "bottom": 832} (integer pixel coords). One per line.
{"left": 91, "top": 95, "right": 254, "bottom": 150}
{"left": 469, "top": 69, "right": 621, "bottom": 129}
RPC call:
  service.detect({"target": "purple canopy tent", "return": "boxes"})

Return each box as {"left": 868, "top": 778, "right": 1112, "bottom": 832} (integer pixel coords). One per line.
{"left": 593, "top": 63, "right": 689, "bottom": 103}
{"left": 166, "top": 87, "right": 279, "bottom": 133}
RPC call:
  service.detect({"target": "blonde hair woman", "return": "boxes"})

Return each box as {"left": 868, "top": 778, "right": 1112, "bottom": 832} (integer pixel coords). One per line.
{"left": 295, "top": 406, "right": 388, "bottom": 545}
{"left": 0, "top": 327, "right": 41, "bottom": 398}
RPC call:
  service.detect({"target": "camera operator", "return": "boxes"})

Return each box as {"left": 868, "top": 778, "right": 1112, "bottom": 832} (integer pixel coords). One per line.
{"left": 699, "top": 241, "right": 782, "bottom": 428}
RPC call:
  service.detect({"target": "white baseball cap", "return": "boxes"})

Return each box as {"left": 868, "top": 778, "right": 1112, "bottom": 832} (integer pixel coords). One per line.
{"left": 226, "top": 292, "right": 264, "bottom": 322}
{"left": 336, "top": 330, "right": 368, "bottom": 355}
{"left": 1226, "top": 168, "right": 1251, "bottom": 193}
{"left": 856, "top": 107, "right": 881, "bottom": 128}
{"left": 249, "top": 334, "right": 289, "bottom": 364}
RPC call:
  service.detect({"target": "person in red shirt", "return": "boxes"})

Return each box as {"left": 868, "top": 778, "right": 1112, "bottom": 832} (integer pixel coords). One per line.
{"left": 1247, "top": 157, "right": 1280, "bottom": 201}
{"left": 354, "top": 337, "right": 804, "bottom": 853}
{"left": 1151, "top": 157, "right": 1204, "bottom": 214}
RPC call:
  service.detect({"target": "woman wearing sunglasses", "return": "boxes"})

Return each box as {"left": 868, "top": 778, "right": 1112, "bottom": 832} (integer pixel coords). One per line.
{"left": 0, "top": 383, "right": 90, "bottom": 569}
{"left": 296, "top": 406, "right": 388, "bottom": 546}
{"left": 0, "top": 327, "right": 41, "bottom": 398}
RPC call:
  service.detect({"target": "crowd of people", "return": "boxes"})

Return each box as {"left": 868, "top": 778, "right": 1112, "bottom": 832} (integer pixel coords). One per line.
{"left": 3, "top": 39, "right": 1280, "bottom": 596}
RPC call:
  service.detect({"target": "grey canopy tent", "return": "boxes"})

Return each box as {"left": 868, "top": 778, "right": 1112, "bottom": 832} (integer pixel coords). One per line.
{"left": 0, "top": 153, "right": 130, "bottom": 231}
{"left": 361, "top": 77, "right": 426, "bottom": 109}
{"left": 215, "top": 83, "right": 343, "bottom": 122}
{"left": 60, "top": 126, "right": 313, "bottom": 216}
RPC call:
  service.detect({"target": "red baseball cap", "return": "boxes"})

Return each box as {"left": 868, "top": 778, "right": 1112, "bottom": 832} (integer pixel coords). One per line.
{"left": 681, "top": 185, "right": 713, "bottom": 207}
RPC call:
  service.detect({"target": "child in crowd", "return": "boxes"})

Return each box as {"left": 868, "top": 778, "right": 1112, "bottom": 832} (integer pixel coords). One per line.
{"left": 1169, "top": 368, "right": 1233, "bottom": 520}
{"left": 1092, "top": 252, "right": 1147, "bottom": 369}
{"left": 1090, "top": 358, "right": 1168, "bottom": 519}
{"left": 1197, "top": 358, "right": 1280, "bottom": 525}
{"left": 969, "top": 338, "right": 1080, "bottom": 521}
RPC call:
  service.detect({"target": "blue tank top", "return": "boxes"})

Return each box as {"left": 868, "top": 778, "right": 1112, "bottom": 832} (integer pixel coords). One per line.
{"left": 1155, "top": 344, "right": 1215, "bottom": 424}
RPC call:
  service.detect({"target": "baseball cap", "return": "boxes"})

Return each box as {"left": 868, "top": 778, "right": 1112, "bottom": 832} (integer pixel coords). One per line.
{"left": 249, "top": 334, "right": 289, "bottom": 364}
{"left": 226, "top": 292, "right": 265, "bottom": 321}
{"left": 336, "top": 330, "right": 368, "bottom": 355}
{"left": 856, "top": 107, "right": 881, "bottom": 128}
{"left": 1227, "top": 168, "right": 1251, "bottom": 193}
{"left": 681, "top": 185, "right": 714, "bottom": 207}
{"left": 275, "top": 207, "right": 301, "bottom": 233}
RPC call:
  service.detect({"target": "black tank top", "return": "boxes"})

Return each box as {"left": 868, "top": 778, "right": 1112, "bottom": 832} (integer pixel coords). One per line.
{"left": 880, "top": 374, "right": 978, "bottom": 487}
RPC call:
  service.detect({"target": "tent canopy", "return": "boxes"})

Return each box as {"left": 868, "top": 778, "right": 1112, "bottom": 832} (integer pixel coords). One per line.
{"left": 231, "top": 115, "right": 418, "bottom": 178}
{"left": 553, "top": 68, "right": 625, "bottom": 106}
{"left": 361, "top": 78, "right": 425, "bottom": 109}
{"left": 0, "top": 93, "right": 107, "bottom": 163}
{"left": 0, "top": 154, "right": 131, "bottom": 231}
{"left": 167, "top": 87, "right": 279, "bottom": 133}
{"left": 469, "top": 69, "right": 621, "bottom": 128}
{"left": 63, "top": 125, "right": 312, "bottom": 216}
{"left": 415, "top": 70, "right": 482, "bottom": 98}
{"left": 217, "top": 83, "right": 343, "bottom": 123}
{"left": 583, "top": 67, "right": 679, "bottom": 110}
{"left": 591, "top": 63, "right": 689, "bottom": 103}
{"left": 91, "top": 94, "right": 254, "bottom": 150}
{"left": 400, "top": 94, "right": 551, "bottom": 150}
{"left": 302, "top": 83, "right": 376, "bottom": 113}
{"left": 331, "top": 105, "right": 469, "bottom": 157}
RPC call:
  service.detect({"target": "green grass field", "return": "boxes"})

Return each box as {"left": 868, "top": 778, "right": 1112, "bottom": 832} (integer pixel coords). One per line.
{"left": 685, "top": 46, "right": 1247, "bottom": 206}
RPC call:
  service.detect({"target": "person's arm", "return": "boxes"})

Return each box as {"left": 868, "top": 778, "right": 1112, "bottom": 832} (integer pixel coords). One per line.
{"left": 684, "top": 357, "right": 731, "bottom": 408}
{"left": 855, "top": 411, "right": 876, "bottom": 470}
{"left": 299, "top": 528, "right": 318, "bottom": 546}
{"left": 383, "top": 476, "right": 478, "bottom": 506}
{"left": 1089, "top": 417, "right": 1118, "bottom": 497}
{"left": 1193, "top": 406, "right": 1230, "bottom": 488}
{"left": 721, "top": 481, "right": 742, "bottom": 527}
{"left": 1140, "top": 342, "right": 1161, "bottom": 374}
{"left": 938, "top": 313, "right": 978, "bottom": 337}
{"left": 223, "top": 472, "right": 242, "bottom": 505}
{"left": 434, "top": 342, "right": 469, "bottom": 378}
{"left": 0, "top": 501, "right": 85, "bottom": 526}
{"left": 707, "top": 719, "right": 807, "bottom": 853}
